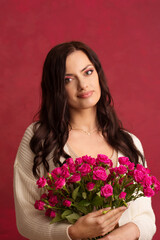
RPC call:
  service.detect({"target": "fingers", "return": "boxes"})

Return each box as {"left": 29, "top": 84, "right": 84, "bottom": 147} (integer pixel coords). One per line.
{"left": 75, "top": 207, "right": 127, "bottom": 239}
{"left": 92, "top": 207, "right": 111, "bottom": 217}
{"left": 99, "top": 206, "right": 127, "bottom": 221}
{"left": 93, "top": 206, "right": 127, "bottom": 236}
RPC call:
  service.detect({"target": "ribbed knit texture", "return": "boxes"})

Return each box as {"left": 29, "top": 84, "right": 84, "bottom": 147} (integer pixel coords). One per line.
{"left": 13, "top": 123, "right": 156, "bottom": 240}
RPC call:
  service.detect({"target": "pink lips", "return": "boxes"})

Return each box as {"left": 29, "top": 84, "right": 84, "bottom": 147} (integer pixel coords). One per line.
{"left": 77, "top": 91, "right": 94, "bottom": 98}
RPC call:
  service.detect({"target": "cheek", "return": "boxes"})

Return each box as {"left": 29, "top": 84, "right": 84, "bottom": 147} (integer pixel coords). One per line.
{"left": 65, "top": 86, "right": 75, "bottom": 103}
{"left": 94, "top": 78, "right": 101, "bottom": 96}
{"left": 97, "top": 85, "right": 101, "bottom": 101}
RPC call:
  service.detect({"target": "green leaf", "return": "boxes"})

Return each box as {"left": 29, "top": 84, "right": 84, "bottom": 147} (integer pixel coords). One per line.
{"left": 96, "top": 191, "right": 101, "bottom": 197}
{"left": 92, "top": 195, "right": 104, "bottom": 207}
{"left": 125, "top": 184, "right": 137, "bottom": 195}
{"left": 50, "top": 214, "right": 62, "bottom": 224}
{"left": 79, "top": 199, "right": 91, "bottom": 207}
{"left": 65, "top": 212, "right": 80, "bottom": 224}
{"left": 72, "top": 186, "right": 80, "bottom": 200}
{"left": 82, "top": 192, "right": 87, "bottom": 199}
{"left": 61, "top": 210, "right": 72, "bottom": 219}
{"left": 73, "top": 202, "right": 88, "bottom": 214}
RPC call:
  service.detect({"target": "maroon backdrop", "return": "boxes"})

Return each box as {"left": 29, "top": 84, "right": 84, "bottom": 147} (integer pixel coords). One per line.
{"left": 0, "top": 0, "right": 160, "bottom": 239}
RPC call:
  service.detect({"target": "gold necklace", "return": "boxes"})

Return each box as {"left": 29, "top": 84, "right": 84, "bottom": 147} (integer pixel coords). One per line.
{"left": 70, "top": 126, "right": 99, "bottom": 136}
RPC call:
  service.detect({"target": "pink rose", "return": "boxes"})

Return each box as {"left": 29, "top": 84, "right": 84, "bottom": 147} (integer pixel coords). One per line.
{"left": 63, "top": 199, "right": 72, "bottom": 207}
{"left": 110, "top": 167, "right": 118, "bottom": 175}
{"left": 82, "top": 155, "right": 96, "bottom": 165}
{"left": 68, "top": 173, "right": 81, "bottom": 183}
{"left": 118, "top": 157, "right": 130, "bottom": 166}
{"left": 36, "top": 176, "right": 47, "bottom": 188}
{"left": 119, "top": 191, "right": 127, "bottom": 199}
{"left": 151, "top": 176, "right": 160, "bottom": 192}
{"left": 134, "top": 170, "right": 144, "bottom": 183}
{"left": 66, "top": 158, "right": 74, "bottom": 165}
{"left": 61, "top": 165, "right": 70, "bottom": 178}
{"left": 51, "top": 167, "right": 62, "bottom": 179}
{"left": 77, "top": 163, "right": 92, "bottom": 176}
{"left": 117, "top": 165, "right": 127, "bottom": 175}
{"left": 75, "top": 157, "right": 83, "bottom": 166}
{"left": 51, "top": 173, "right": 58, "bottom": 180}
{"left": 101, "top": 184, "right": 113, "bottom": 198}
{"left": 97, "top": 154, "right": 113, "bottom": 167}
{"left": 62, "top": 163, "right": 69, "bottom": 169}
{"left": 48, "top": 195, "right": 58, "bottom": 206}
{"left": 45, "top": 209, "right": 56, "bottom": 218}
{"left": 141, "top": 175, "right": 152, "bottom": 187}
{"left": 137, "top": 164, "right": 150, "bottom": 174}
{"left": 54, "top": 177, "right": 65, "bottom": 189}
{"left": 128, "top": 162, "right": 135, "bottom": 171}
{"left": 86, "top": 182, "right": 95, "bottom": 191}
{"left": 50, "top": 211, "right": 56, "bottom": 218}
{"left": 68, "top": 163, "right": 76, "bottom": 174}
{"left": 93, "top": 167, "right": 108, "bottom": 181}
{"left": 153, "top": 180, "right": 160, "bottom": 193}
{"left": 40, "top": 193, "right": 48, "bottom": 200}
{"left": 143, "top": 187, "right": 155, "bottom": 197}
{"left": 52, "top": 167, "right": 62, "bottom": 175}
{"left": 34, "top": 200, "right": 45, "bottom": 210}
{"left": 151, "top": 176, "right": 157, "bottom": 184}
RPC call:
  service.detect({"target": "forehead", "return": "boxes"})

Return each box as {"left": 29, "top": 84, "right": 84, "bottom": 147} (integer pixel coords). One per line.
{"left": 65, "top": 50, "right": 92, "bottom": 72}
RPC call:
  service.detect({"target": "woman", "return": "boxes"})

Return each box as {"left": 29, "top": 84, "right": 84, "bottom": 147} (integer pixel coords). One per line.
{"left": 14, "top": 41, "right": 156, "bottom": 240}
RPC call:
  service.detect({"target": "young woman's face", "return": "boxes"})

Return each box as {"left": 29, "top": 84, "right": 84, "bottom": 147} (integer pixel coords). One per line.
{"left": 65, "top": 50, "right": 101, "bottom": 110}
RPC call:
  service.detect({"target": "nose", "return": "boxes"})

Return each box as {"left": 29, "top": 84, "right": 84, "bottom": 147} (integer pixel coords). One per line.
{"left": 77, "top": 76, "right": 88, "bottom": 91}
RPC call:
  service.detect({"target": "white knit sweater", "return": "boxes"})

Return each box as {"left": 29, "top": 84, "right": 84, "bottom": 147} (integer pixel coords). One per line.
{"left": 13, "top": 123, "right": 156, "bottom": 240}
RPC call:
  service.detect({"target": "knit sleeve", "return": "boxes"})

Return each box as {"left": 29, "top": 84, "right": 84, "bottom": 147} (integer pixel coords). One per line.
{"left": 13, "top": 124, "right": 72, "bottom": 240}
{"left": 119, "top": 133, "right": 156, "bottom": 240}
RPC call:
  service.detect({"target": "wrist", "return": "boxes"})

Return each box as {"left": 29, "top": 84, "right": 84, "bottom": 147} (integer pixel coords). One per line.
{"left": 68, "top": 225, "right": 81, "bottom": 240}
{"left": 125, "top": 222, "right": 140, "bottom": 239}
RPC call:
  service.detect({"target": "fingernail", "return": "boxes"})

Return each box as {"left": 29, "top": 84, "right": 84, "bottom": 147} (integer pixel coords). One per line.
{"left": 102, "top": 209, "right": 111, "bottom": 214}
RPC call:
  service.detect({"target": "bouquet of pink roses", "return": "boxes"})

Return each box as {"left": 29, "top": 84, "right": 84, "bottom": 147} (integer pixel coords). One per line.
{"left": 35, "top": 154, "right": 160, "bottom": 238}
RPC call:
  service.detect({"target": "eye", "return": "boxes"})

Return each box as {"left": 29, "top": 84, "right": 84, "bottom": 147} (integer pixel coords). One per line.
{"left": 64, "top": 77, "right": 72, "bottom": 84}
{"left": 85, "top": 69, "right": 94, "bottom": 75}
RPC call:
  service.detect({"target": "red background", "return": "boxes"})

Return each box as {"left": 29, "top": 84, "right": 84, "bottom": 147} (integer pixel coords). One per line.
{"left": 0, "top": 0, "right": 160, "bottom": 239}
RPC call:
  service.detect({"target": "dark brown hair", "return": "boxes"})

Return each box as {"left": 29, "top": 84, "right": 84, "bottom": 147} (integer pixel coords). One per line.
{"left": 30, "top": 41, "right": 144, "bottom": 178}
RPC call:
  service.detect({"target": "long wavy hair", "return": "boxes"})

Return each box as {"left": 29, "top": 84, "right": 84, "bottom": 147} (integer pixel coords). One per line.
{"left": 30, "top": 41, "right": 144, "bottom": 178}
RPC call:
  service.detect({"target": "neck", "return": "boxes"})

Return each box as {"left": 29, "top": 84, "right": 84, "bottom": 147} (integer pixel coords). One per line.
{"left": 69, "top": 107, "right": 98, "bottom": 131}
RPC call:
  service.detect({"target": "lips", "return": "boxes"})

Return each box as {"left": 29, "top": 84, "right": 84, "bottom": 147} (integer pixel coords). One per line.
{"left": 77, "top": 91, "right": 94, "bottom": 98}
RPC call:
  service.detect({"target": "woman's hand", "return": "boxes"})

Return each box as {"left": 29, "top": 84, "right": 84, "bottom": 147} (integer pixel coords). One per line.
{"left": 68, "top": 206, "right": 127, "bottom": 240}
{"left": 101, "top": 222, "right": 140, "bottom": 240}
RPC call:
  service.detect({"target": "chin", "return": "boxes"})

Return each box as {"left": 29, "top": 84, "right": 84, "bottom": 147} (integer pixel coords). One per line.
{"left": 77, "top": 100, "right": 99, "bottom": 110}
{"left": 68, "top": 95, "right": 100, "bottom": 110}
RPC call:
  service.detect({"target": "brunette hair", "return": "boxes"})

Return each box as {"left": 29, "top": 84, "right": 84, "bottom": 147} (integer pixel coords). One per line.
{"left": 30, "top": 41, "right": 144, "bottom": 178}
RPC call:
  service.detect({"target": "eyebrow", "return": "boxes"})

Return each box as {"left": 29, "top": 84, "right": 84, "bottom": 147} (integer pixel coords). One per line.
{"left": 65, "top": 64, "right": 93, "bottom": 76}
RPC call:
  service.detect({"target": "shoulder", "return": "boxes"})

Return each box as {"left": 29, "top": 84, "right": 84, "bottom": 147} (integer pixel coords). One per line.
{"left": 119, "top": 130, "right": 145, "bottom": 163}
{"left": 14, "top": 123, "right": 37, "bottom": 178}
{"left": 124, "top": 131, "right": 146, "bottom": 165}
{"left": 127, "top": 131, "right": 144, "bottom": 155}
{"left": 22, "top": 122, "right": 35, "bottom": 139}
{"left": 18, "top": 122, "right": 36, "bottom": 153}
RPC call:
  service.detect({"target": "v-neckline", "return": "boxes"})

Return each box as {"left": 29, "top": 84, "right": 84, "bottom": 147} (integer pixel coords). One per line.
{"left": 66, "top": 142, "right": 118, "bottom": 163}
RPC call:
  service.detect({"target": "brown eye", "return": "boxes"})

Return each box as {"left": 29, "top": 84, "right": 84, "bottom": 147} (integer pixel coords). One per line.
{"left": 85, "top": 69, "right": 94, "bottom": 75}
{"left": 64, "top": 77, "right": 72, "bottom": 84}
